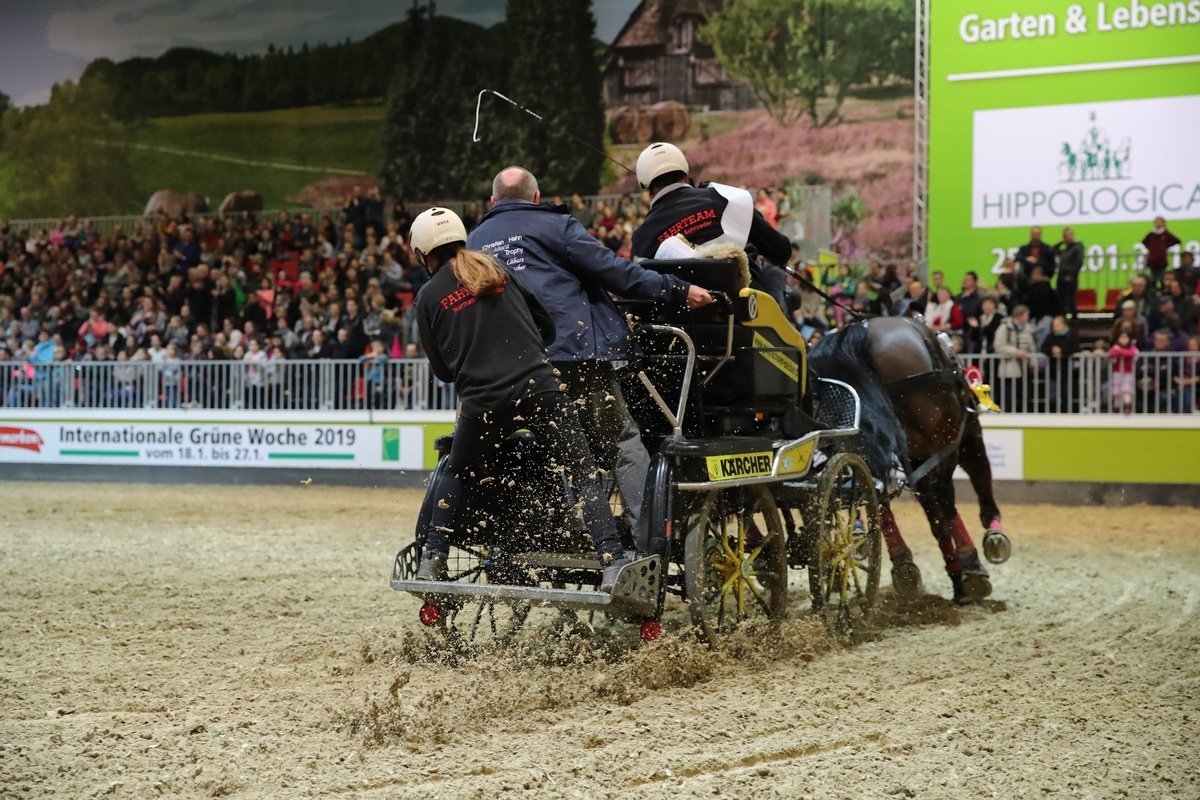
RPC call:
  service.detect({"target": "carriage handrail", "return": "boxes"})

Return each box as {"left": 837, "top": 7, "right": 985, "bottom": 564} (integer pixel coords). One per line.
{"left": 700, "top": 291, "right": 737, "bottom": 389}
{"left": 636, "top": 324, "right": 698, "bottom": 439}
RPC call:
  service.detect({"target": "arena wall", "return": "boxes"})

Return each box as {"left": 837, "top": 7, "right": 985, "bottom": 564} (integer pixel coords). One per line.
{"left": 1, "top": 409, "right": 1197, "bottom": 503}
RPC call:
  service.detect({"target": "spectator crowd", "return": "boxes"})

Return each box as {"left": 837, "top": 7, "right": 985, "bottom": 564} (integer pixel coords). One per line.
{"left": 781, "top": 217, "right": 1196, "bottom": 414}
{"left": 2, "top": 189, "right": 1197, "bottom": 414}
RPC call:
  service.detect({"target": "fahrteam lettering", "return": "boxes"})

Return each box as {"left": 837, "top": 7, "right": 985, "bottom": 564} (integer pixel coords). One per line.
{"left": 657, "top": 209, "right": 717, "bottom": 243}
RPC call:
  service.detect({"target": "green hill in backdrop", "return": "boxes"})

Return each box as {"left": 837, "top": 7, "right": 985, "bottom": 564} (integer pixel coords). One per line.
{"left": 126, "top": 104, "right": 384, "bottom": 212}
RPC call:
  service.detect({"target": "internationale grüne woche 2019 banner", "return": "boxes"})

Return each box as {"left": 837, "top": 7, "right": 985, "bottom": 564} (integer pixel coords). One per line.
{"left": 928, "top": 0, "right": 1200, "bottom": 286}
{"left": 0, "top": 417, "right": 450, "bottom": 471}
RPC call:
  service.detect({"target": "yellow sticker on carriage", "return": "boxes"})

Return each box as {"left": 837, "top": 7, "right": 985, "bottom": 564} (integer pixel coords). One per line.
{"left": 752, "top": 332, "right": 799, "bottom": 382}
{"left": 706, "top": 452, "right": 774, "bottom": 481}
{"left": 777, "top": 440, "right": 816, "bottom": 475}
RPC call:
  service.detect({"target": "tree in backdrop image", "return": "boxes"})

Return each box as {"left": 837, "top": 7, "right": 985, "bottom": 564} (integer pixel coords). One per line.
{"left": 380, "top": 2, "right": 505, "bottom": 201}
{"left": 75, "top": 38, "right": 403, "bottom": 120}
{"left": 0, "top": 91, "right": 10, "bottom": 149}
{"left": 484, "top": 0, "right": 606, "bottom": 196}
{"left": 1, "top": 76, "right": 140, "bottom": 217}
{"left": 701, "top": 0, "right": 912, "bottom": 127}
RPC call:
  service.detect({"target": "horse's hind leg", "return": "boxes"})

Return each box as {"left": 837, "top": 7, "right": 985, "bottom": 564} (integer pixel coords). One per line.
{"left": 960, "top": 415, "right": 1012, "bottom": 563}
{"left": 881, "top": 499, "right": 923, "bottom": 597}
{"left": 951, "top": 514, "right": 992, "bottom": 601}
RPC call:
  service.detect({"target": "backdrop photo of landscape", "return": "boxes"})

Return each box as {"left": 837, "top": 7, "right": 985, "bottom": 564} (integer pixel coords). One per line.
{"left": 0, "top": 0, "right": 916, "bottom": 259}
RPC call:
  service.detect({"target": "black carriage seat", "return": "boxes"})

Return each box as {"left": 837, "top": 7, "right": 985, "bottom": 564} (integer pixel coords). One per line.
{"left": 635, "top": 258, "right": 815, "bottom": 437}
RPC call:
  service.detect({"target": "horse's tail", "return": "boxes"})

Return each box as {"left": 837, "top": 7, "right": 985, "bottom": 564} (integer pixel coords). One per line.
{"left": 809, "top": 322, "right": 908, "bottom": 480}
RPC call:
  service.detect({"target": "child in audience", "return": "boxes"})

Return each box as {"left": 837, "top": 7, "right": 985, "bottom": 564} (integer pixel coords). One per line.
{"left": 1108, "top": 331, "right": 1138, "bottom": 414}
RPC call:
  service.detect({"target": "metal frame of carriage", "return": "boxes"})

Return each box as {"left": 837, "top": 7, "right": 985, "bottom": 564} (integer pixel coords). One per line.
{"left": 390, "top": 257, "right": 883, "bottom": 646}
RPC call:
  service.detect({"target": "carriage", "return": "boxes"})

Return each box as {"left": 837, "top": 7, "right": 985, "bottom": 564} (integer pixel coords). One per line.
{"left": 390, "top": 257, "right": 883, "bottom": 646}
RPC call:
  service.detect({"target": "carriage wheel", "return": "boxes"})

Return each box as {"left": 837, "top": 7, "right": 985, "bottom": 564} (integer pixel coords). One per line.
{"left": 684, "top": 485, "right": 788, "bottom": 644}
{"left": 808, "top": 453, "right": 881, "bottom": 634}
{"left": 437, "top": 548, "right": 532, "bottom": 649}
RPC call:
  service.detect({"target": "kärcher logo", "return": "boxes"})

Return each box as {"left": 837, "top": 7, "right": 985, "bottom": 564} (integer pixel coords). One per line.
{"left": 1059, "top": 112, "right": 1131, "bottom": 183}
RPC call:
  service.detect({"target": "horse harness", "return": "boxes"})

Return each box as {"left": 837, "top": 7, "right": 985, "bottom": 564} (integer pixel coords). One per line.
{"left": 882, "top": 338, "right": 978, "bottom": 488}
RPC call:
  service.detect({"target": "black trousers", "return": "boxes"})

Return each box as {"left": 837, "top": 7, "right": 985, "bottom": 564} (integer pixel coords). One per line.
{"left": 423, "top": 391, "right": 623, "bottom": 559}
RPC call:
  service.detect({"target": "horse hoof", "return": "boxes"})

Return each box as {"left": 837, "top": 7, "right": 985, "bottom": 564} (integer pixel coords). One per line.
{"left": 892, "top": 561, "right": 923, "bottom": 598}
{"left": 961, "top": 570, "right": 993, "bottom": 600}
{"left": 982, "top": 531, "right": 1012, "bottom": 564}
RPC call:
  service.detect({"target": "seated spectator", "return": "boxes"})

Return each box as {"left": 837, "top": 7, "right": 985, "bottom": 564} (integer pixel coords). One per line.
{"left": 1173, "top": 335, "right": 1200, "bottom": 413}
{"left": 850, "top": 281, "right": 883, "bottom": 316}
{"left": 1162, "top": 312, "right": 1190, "bottom": 352}
{"left": 1110, "top": 300, "right": 1148, "bottom": 347}
{"left": 994, "top": 259, "right": 1017, "bottom": 314}
{"left": 1173, "top": 251, "right": 1197, "bottom": 296}
{"left": 967, "top": 294, "right": 1003, "bottom": 355}
{"left": 955, "top": 271, "right": 984, "bottom": 327}
{"left": 1163, "top": 280, "right": 1196, "bottom": 333}
{"left": 755, "top": 188, "right": 778, "bottom": 228}
{"left": 1115, "top": 274, "right": 1154, "bottom": 323}
{"left": 1136, "top": 329, "right": 1179, "bottom": 412}
{"left": 894, "top": 278, "right": 927, "bottom": 318}
{"left": 924, "top": 286, "right": 963, "bottom": 333}
{"left": 1041, "top": 315, "right": 1081, "bottom": 412}
{"left": 1021, "top": 266, "right": 1061, "bottom": 334}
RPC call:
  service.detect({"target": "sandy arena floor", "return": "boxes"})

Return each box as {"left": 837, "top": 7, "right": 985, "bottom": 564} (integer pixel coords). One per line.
{"left": 1, "top": 482, "right": 1197, "bottom": 799}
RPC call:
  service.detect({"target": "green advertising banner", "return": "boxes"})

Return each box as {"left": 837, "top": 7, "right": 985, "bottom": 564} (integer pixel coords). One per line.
{"left": 928, "top": 0, "right": 1200, "bottom": 289}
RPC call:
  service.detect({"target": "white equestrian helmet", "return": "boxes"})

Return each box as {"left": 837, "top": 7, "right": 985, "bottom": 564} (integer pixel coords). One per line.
{"left": 410, "top": 207, "right": 467, "bottom": 261}
{"left": 636, "top": 142, "right": 689, "bottom": 190}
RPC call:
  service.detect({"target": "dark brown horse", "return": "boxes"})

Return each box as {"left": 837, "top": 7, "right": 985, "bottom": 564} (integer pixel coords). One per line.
{"left": 808, "top": 316, "right": 1010, "bottom": 603}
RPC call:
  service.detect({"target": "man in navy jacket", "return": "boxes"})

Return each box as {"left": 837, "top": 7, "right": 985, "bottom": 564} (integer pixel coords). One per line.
{"left": 468, "top": 166, "right": 712, "bottom": 532}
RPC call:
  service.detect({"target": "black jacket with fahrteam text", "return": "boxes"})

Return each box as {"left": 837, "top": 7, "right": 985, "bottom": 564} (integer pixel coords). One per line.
{"left": 414, "top": 261, "right": 560, "bottom": 414}
{"left": 632, "top": 182, "right": 792, "bottom": 266}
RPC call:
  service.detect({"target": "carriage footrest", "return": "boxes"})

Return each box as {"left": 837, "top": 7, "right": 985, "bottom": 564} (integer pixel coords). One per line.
{"left": 391, "top": 556, "right": 661, "bottom": 622}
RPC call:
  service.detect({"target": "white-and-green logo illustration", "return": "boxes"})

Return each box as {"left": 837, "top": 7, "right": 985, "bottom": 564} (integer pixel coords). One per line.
{"left": 1059, "top": 112, "right": 1132, "bottom": 183}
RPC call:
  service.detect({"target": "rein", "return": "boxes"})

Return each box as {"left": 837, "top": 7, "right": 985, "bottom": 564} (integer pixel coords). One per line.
{"left": 778, "top": 262, "right": 873, "bottom": 323}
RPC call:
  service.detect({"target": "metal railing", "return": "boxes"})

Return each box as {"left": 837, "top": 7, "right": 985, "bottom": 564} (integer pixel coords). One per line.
{"left": 2, "top": 353, "right": 1196, "bottom": 415}
{"left": 957, "top": 351, "right": 1199, "bottom": 415}
{"left": 0, "top": 359, "right": 456, "bottom": 412}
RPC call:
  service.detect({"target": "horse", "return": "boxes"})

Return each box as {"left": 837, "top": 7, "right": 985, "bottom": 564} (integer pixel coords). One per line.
{"left": 807, "top": 315, "right": 1009, "bottom": 603}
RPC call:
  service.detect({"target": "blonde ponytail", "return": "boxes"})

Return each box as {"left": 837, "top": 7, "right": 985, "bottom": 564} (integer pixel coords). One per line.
{"left": 450, "top": 249, "right": 507, "bottom": 296}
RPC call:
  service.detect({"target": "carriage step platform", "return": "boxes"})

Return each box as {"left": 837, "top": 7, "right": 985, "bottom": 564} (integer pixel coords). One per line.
{"left": 391, "top": 554, "right": 661, "bottom": 622}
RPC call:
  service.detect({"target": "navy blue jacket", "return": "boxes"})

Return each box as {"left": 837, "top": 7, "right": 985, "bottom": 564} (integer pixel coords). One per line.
{"left": 467, "top": 199, "right": 691, "bottom": 362}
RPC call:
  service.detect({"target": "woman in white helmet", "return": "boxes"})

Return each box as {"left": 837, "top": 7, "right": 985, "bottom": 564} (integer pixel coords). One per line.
{"left": 409, "top": 207, "right": 632, "bottom": 587}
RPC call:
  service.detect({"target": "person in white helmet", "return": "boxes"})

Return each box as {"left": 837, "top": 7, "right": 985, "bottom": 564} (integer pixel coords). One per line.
{"left": 631, "top": 142, "right": 793, "bottom": 306}
{"left": 409, "top": 207, "right": 632, "bottom": 588}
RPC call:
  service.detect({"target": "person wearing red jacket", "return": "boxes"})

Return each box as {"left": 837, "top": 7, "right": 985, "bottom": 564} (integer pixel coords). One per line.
{"left": 924, "top": 286, "right": 963, "bottom": 333}
{"left": 1142, "top": 216, "right": 1182, "bottom": 290}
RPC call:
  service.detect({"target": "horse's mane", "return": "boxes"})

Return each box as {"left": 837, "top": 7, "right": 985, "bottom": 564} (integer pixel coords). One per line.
{"left": 808, "top": 321, "right": 908, "bottom": 480}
